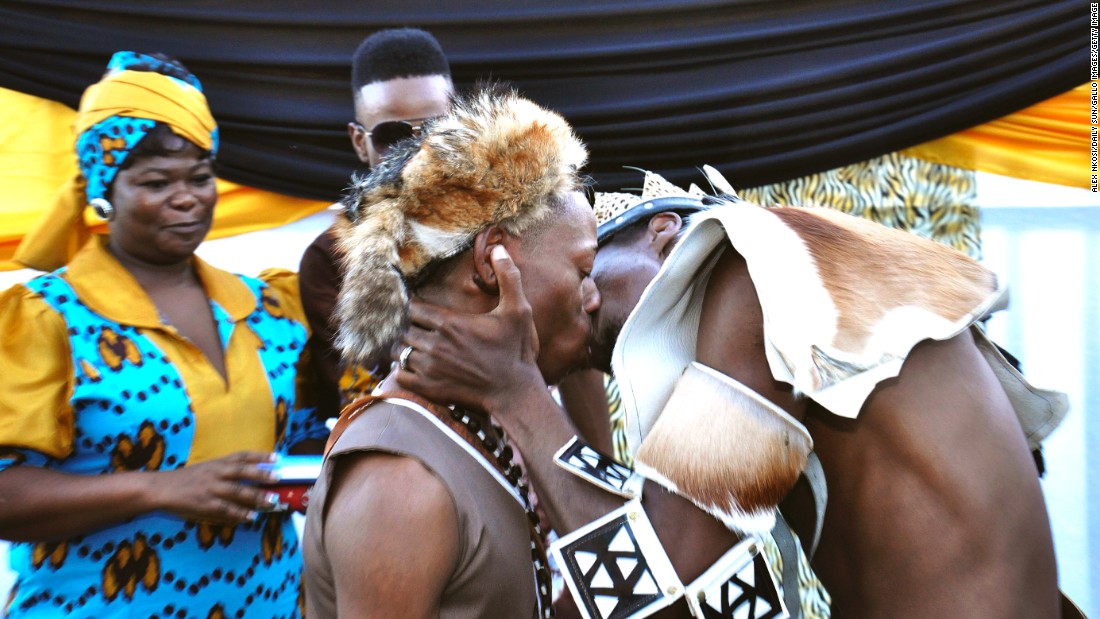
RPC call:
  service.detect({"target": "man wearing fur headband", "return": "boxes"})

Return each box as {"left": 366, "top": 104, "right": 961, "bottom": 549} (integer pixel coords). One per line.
{"left": 395, "top": 170, "right": 1071, "bottom": 618}
{"left": 301, "top": 85, "right": 598, "bottom": 618}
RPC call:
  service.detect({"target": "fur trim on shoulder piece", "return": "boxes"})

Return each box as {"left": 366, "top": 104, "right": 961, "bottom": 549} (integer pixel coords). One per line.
{"left": 335, "top": 84, "right": 588, "bottom": 365}
{"left": 635, "top": 362, "right": 812, "bottom": 536}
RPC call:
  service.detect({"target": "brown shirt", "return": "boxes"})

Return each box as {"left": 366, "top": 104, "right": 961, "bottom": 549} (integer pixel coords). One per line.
{"left": 298, "top": 224, "right": 386, "bottom": 418}
{"left": 303, "top": 395, "right": 538, "bottom": 618}
{"left": 298, "top": 225, "right": 345, "bottom": 418}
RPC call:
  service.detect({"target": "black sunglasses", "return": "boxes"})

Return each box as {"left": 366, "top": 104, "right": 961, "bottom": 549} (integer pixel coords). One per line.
{"left": 358, "top": 117, "right": 435, "bottom": 155}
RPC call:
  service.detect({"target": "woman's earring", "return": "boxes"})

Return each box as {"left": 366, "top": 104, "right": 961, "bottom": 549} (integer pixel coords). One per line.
{"left": 90, "top": 198, "right": 115, "bottom": 221}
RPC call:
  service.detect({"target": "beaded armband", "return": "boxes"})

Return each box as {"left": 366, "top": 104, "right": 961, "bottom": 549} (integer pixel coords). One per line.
{"left": 545, "top": 439, "right": 787, "bottom": 619}
{"left": 685, "top": 537, "right": 788, "bottom": 619}
{"left": 553, "top": 436, "right": 645, "bottom": 498}
{"left": 550, "top": 497, "right": 789, "bottom": 619}
{"left": 551, "top": 499, "right": 683, "bottom": 619}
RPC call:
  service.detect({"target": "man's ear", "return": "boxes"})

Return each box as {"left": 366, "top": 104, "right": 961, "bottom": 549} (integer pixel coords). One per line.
{"left": 648, "top": 212, "right": 684, "bottom": 259}
{"left": 348, "top": 122, "right": 371, "bottom": 164}
{"left": 471, "top": 225, "right": 508, "bottom": 295}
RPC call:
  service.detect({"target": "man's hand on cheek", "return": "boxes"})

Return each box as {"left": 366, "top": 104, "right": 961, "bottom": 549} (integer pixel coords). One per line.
{"left": 394, "top": 245, "right": 548, "bottom": 413}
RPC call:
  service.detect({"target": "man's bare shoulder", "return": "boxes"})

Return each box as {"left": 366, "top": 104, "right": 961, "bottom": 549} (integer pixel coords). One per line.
{"left": 696, "top": 243, "right": 805, "bottom": 418}
{"left": 324, "top": 397, "right": 459, "bottom": 545}
{"left": 323, "top": 450, "right": 460, "bottom": 618}
{"left": 326, "top": 450, "right": 454, "bottom": 533}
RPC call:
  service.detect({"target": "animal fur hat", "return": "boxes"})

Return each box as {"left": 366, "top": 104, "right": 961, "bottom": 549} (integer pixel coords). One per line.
{"left": 335, "top": 84, "right": 588, "bottom": 365}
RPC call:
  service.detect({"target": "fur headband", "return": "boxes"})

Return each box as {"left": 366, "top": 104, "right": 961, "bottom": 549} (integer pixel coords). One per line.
{"left": 335, "top": 85, "right": 588, "bottom": 365}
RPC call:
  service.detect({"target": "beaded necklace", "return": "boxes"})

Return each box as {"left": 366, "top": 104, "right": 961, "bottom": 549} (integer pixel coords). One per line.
{"left": 442, "top": 406, "right": 555, "bottom": 619}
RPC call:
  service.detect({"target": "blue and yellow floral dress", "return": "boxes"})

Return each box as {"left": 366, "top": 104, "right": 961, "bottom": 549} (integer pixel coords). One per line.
{"left": 0, "top": 237, "right": 328, "bottom": 618}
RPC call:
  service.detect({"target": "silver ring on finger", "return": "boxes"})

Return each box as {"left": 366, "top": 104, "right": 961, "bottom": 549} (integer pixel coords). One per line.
{"left": 399, "top": 345, "right": 415, "bottom": 372}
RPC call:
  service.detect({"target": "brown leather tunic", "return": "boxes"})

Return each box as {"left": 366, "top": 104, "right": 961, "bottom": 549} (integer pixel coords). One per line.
{"left": 303, "top": 395, "right": 538, "bottom": 618}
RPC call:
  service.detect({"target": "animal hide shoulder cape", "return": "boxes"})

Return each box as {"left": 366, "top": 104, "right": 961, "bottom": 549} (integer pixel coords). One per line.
{"left": 612, "top": 202, "right": 1068, "bottom": 533}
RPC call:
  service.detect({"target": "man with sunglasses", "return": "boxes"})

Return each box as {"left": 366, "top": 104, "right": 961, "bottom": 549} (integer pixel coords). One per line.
{"left": 299, "top": 28, "right": 454, "bottom": 419}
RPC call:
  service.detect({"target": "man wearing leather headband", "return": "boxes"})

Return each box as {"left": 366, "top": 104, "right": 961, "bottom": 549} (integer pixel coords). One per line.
{"left": 302, "top": 85, "right": 597, "bottom": 618}
{"left": 396, "top": 169, "right": 1070, "bottom": 618}
{"left": 298, "top": 28, "right": 454, "bottom": 419}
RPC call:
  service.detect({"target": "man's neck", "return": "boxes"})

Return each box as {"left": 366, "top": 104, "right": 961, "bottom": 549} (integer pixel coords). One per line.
{"left": 414, "top": 263, "right": 497, "bottom": 315}
{"left": 394, "top": 257, "right": 498, "bottom": 416}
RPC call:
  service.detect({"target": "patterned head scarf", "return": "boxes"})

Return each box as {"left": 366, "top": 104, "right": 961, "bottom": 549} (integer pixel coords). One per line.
{"left": 76, "top": 52, "right": 218, "bottom": 204}
{"left": 14, "top": 51, "right": 218, "bottom": 271}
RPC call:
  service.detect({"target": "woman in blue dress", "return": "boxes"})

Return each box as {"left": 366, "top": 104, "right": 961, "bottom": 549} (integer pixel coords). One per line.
{"left": 0, "top": 52, "right": 328, "bottom": 618}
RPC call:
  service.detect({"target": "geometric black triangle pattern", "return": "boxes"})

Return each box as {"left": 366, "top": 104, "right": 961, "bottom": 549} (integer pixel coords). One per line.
{"left": 558, "top": 439, "right": 634, "bottom": 495}
{"left": 696, "top": 551, "right": 786, "bottom": 619}
{"left": 559, "top": 513, "right": 668, "bottom": 619}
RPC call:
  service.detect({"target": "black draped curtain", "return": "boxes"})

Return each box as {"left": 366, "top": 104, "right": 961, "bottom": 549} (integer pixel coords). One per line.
{"left": 0, "top": 0, "right": 1087, "bottom": 201}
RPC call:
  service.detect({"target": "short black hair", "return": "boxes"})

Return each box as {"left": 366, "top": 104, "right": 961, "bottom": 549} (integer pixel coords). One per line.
{"left": 351, "top": 28, "right": 451, "bottom": 97}
{"left": 601, "top": 216, "right": 651, "bottom": 248}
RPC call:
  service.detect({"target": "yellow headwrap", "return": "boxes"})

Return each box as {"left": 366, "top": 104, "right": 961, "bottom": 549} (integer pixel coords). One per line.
{"left": 14, "top": 69, "right": 217, "bottom": 271}
{"left": 75, "top": 70, "right": 215, "bottom": 149}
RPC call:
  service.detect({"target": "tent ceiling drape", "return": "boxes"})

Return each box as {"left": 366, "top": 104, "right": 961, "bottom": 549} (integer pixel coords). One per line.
{"left": 0, "top": 0, "right": 1087, "bottom": 201}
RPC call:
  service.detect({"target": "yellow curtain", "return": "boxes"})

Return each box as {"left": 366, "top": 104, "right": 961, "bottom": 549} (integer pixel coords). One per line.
{"left": 903, "top": 83, "right": 1091, "bottom": 189}
{"left": 0, "top": 88, "right": 329, "bottom": 271}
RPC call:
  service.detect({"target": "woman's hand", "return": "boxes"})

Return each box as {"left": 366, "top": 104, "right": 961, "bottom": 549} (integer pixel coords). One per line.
{"left": 149, "top": 451, "right": 281, "bottom": 525}
{"left": 0, "top": 454, "right": 277, "bottom": 542}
